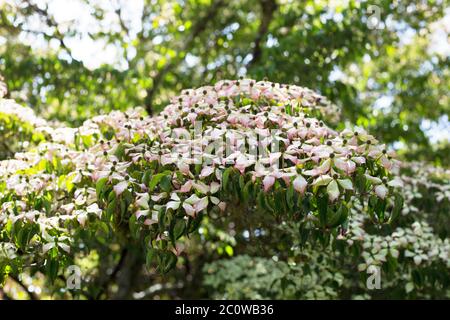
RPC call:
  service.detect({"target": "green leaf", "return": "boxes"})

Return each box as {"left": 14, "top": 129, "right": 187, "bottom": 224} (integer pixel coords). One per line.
{"left": 97, "top": 221, "right": 110, "bottom": 236}
{"left": 242, "top": 180, "right": 253, "bottom": 202}
{"left": 337, "top": 179, "right": 353, "bottom": 190}
{"left": 120, "top": 199, "right": 127, "bottom": 219}
{"left": 355, "top": 171, "right": 367, "bottom": 194}
{"left": 368, "top": 194, "right": 378, "bottom": 220}
{"left": 106, "top": 199, "right": 117, "bottom": 219}
{"left": 160, "top": 175, "right": 172, "bottom": 192}
{"left": 96, "top": 177, "right": 108, "bottom": 200}
{"left": 142, "top": 170, "right": 152, "bottom": 186}
{"left": 158, "top": 207, "right": 166, "bottom": 230}
{"left": 389, "top": 193, "right": 404, "bottom": 223}
{"left": 158, "top": 251, "right": 177, "bottom": 274}
{"left": 374, "top": 197, "right": 387, "bottom": 222}
{"left": 327, "top": 204, "right": 349, "bottom": 228}
{"left": 146, "top": 248, "right": 157, "bottom": 269}
{"left": 187, "top": 213, "right": 203, "bottom": 233}
{"left": 170, "top": 219, "right": 186, "bottom": 244}
{"left": 239, "top": 175, "right": 245, "bottom": 191}
{"left": 286, "top": 184, "right": 295, "bottom": 209}
{"left": 222, "top": 167, "right": 233, "bottom": 190}
{"left": 225, "top": 245, "right": 234, "bottom": 257}
{"left": 129, "top": 213, "right": 139, "bottom": 239}
{"left": 257, "top": 190, "right": 267, "bottom": 211}
{"left": 312, "top": 175, "right": 333, "bottom": 188}
{"left": 114, "top": 142, "right": 126, "bottom": 159}
{"left": 107, "top": 190, "right": 116, "bottom": 202}
{"left": 148, "top": 173, "right": 166, "bottom": 191}
{"left": 274, "top": 189, "right": 285, "bottom": 213}
{"left": 326, "top": 180, "right": 340, "bottom": 202}
{"left": 46, "top": 258, "right": 59, "bottom": 283}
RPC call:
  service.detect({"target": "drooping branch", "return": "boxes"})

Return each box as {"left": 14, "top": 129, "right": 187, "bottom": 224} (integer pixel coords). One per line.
{"left": 247, "top": 0, "right": 278, "bottom": 68}
{"left": 144, "top": 0, "right": 226, "bottom": 115}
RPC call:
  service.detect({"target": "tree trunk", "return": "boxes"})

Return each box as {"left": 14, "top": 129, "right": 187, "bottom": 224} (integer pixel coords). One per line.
{"left": 112, "top": 248, "right": 143, "bottom": 299}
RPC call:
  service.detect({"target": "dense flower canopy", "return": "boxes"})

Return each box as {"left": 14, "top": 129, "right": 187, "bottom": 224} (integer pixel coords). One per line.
{"left": 1, "top": 78, "right": 405, "bottom": 281}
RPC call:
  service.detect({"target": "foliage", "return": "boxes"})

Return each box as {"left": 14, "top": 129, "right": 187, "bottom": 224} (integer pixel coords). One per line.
{"left": 0, "top": 0, "right": 448, "bottom": 300}
{"left": 203, "top": 254, "right": 344, "bottom": 299}
{"left": 203, "top": 163, "right": 450, "bottom": 299}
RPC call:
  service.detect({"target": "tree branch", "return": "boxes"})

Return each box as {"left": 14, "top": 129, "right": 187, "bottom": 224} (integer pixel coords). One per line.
{"left": 95, "top": 248, "right": 127, "bottom": 300}
{"left": 115, "top": 6, "right": 132, "bottom": 65}
{"left": 247, "top": 0, "right": 278, "bottom": 68}
{"left": 22, "top": 0, "right": 77, "bottom": 61}
{"left": 144, "top": 0, "right": 226, "bottom": 115}
{"left": 115, "top": 7, "right": 130, "bottom": 36}
{"left": 9, "top": 275, "right": 38, "bottom": 300}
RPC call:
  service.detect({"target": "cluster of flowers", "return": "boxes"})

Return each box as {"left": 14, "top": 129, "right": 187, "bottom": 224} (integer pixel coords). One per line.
{"left": 0, "top": 98, "right": 48, "bottom": 159}
{"left": 203, "top": 162, "right": 450, "bottom": 299}
{"left": 1, "top": 78, "right": 402, "bottom": 277}
{"left": 347, "top": 206, "right": 449, "bottom": 271}
{"left": 399, "top": 162, "right": 450, "bottom": 216}
{"left": 0, "top": 99, "right": 47, "bottom": 129}
{"left": 338, "top": 162, "right": 449, "bottom": 297}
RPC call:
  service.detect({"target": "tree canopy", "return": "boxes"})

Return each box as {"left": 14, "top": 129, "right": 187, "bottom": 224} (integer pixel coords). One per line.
{"left": 0, "top": 0, "right": 448, "bottom": 300}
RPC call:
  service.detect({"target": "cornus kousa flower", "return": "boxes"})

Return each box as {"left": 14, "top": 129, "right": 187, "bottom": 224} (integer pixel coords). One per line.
{"left": 0, "top": 77, "right": 406, "bottom": 277}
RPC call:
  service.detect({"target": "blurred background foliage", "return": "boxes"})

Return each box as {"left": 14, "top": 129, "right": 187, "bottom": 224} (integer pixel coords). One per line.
{"left": 0, "top": 0, "right": 449, "bottom": 300}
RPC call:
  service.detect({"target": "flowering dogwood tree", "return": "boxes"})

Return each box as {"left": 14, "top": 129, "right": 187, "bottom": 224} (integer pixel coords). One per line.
{"left": 1, "top": 77, "right": 447, "bottom": 299}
